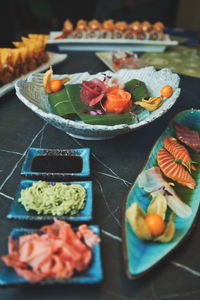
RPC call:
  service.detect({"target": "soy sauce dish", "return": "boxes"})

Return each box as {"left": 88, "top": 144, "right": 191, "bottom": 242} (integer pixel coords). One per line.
{"left": 21, "top": 148, "right": 90, "bottom": 179}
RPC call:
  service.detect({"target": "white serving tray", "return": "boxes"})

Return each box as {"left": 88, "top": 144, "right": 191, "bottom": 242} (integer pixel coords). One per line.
{"left": 47, "top": 32, "right": 178, "bottom": 52}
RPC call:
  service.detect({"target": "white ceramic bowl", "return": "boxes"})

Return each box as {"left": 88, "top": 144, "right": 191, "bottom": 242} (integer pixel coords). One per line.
{"left": 15, "top": 67, "right": 181, "bottom": 140}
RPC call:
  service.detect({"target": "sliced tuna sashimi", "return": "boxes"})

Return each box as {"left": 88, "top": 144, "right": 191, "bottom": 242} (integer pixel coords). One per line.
{"left": 172, "top": 120, "right": 200, "bottom": 153}
{"left": 163, "top": 136, "right": 196, "bottom": 171}
{"left": 157, "top": 148, "right": 196, "bottom": 189}
{"left": 138, "top": 166, "right": 192, "bottom": 218}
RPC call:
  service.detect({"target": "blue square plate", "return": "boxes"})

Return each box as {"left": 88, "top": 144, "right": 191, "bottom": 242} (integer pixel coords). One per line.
{"left": 21, "top": 147, "right": 90, "bottom": 180}
{"left": 0, "top": 225, "right": 103, "bottom": 286}
{"left": 7, "top": 179, "right": 93, "bottom": 221}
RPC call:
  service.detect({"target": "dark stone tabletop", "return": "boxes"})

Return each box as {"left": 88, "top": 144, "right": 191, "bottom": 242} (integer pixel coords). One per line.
{"left": 0, "top": 49, "right": 200, "bottom": 300}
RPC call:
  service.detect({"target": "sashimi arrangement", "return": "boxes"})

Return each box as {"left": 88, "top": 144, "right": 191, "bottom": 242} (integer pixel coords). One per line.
{"left": 1, "top": 219, "right": 101, "bottom": 283}
{"left": 122, "top": 109, "right": 200, "bottom": 278}
{"left": 43, "top": 66, "right": 173, "bottom": 126}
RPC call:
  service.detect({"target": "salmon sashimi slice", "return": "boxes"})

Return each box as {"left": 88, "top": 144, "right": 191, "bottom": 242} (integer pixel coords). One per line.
{"left": 163, "top": 136, "right": 196, "bottom": 171}
{"left": 157, "top": 148, "right": 196, "bottom": 189}
{"left": 1, "top": 219, "right": 101, "bottom": 282}
{"left": 138, "top": 166, "right": 192, "bottom": 218}
{"left": 172, "top": 120, "right": 200, "bottom": 153}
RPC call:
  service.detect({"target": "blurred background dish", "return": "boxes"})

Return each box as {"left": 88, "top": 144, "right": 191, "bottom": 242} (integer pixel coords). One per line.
{"left": 96, "top": 51, "right": 148, "bottom": 72}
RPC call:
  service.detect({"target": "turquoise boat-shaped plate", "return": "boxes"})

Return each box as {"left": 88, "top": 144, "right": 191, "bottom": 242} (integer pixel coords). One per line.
{"left": 122, "top": 109, "right": 200, "bottom": 279}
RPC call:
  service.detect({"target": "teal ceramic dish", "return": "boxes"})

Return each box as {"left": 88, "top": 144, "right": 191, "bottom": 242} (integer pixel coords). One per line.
{"left": 21, "top": 147, "right": 90, "bottom": 180}
{"left": 7, "top": 179, "right": 93, "bottom": 222}
{"left": 0, "top": 225, "right": 103, "bottom": 286}
{"left": 122, "top": 109, "right": 200, "bottom": 279}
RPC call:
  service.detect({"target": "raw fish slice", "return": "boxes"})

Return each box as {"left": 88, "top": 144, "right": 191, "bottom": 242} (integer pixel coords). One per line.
{"left": 138, "top": 166, "right": 192, "bottom": 218}
{"left": 157, "top": 148, "right": 196, "bottom": 189}
{"left": 163, "top": 136, "right": 196, "bottom": 170}
{"left": 172, "top": 120, "right": 200, "bottom": 153}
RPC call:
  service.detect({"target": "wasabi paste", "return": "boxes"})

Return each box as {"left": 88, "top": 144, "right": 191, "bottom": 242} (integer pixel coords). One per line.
{"left": 18, "top": 180, "right": 86, "bottom": 216}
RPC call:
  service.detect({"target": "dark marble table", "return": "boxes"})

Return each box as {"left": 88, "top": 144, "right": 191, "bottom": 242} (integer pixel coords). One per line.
{"left": 0, "top": 50, "right": 200, "bottom": 300}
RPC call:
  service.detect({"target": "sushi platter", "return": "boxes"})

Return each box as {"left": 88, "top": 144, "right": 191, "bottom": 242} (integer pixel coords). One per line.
{"left": 47, "top": 32, "right": 178, "bottom": 52}
{"left": 47, "top": 19, "right": 178, "bottom": 52}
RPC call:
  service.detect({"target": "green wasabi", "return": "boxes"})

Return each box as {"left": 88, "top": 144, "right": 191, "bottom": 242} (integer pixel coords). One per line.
{"left": 18, "top": 180, "right": 86, "bottom": 216}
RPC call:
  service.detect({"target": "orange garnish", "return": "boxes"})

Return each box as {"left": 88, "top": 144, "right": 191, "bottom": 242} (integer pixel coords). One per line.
{"left": 49, "top": 80, "right": 63, "bottom": 93}
{"left": 160, "top": 85, "right": 173, "bottom": 98}
{"left": 103, "top": 88, "right": 132, "bottom": 113}
{"left": 144, "top": 213, "right": 165, "bottom": 237}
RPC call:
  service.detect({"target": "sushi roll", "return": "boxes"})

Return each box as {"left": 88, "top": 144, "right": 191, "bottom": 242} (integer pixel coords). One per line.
{"left": 126, "top": 21, "right": 142, "bottom": 39}
{"left": 73, "top": 19, "right": 87, "bottom": 39}
{"left": 62, "top": 19, "right": 74, "bottom": 38}
{"left": 149, "top": 22, "right": 165, "bottom": 40}
{"left": 55, "top": 19, "right": 73, "bottom": 39}
{"left": 100, "top": 19, "right": 114, "bottom": 39}
{"left": 87, "top": 19, "right": 101, "bottom": 38}
{"left": 138, "top": 21, "right": 152, "bottom": 40}
{"left": 113, "top": 21, "right": 128, "bottom": 39}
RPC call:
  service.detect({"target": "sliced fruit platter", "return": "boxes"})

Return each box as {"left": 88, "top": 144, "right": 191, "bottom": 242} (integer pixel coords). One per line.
{"left": 15, "top": 66, "right": 180, "bottom": 140}
{"left": 122, "top": 109, "right": 200, "bottom": 279}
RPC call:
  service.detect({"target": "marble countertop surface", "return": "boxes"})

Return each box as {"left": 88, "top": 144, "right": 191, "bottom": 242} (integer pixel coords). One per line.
{"left": 0, "top": 49, "right": 200, "bottom": 300}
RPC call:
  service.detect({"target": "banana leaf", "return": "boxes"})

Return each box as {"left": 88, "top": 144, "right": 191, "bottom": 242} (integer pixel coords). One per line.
{"left": 48, "top": 87, "right": 78, "bottom": 120}
{"left": 48, "top": 79, "right": 149, "bottom": 126}
{"left": 65, "top": 84, "right": 133, "bottom": 126}
{"left": 125, "top": 79, "right": 149, "bottom": 102}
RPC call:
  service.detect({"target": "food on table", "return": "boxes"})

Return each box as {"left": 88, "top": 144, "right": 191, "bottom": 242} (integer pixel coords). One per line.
{"left": 80, "top": 78, "right": 106, "bottom": 106}
{"left": 138, "top": 166, "right": 192, "bottom": 218}
{"left": 144, "top": 213, "right": 165, "bottom": 237}
{"left": 113, "top": 21, "right": 128, "bottom": 39}
{"left": 160, "top": 85, "right": 173, "bottom": 98}
{"left": 172, "top": 120, "right": 200, "bottom": 153}
{"left": 163, "top": 136, "right": 196, "bottom": 171}
{"left": 134, "top": 96, "right": 163, "bottom": 111}
{"left": 31, "top": 154, "right": 83, "bottom": 173}
{"left": 157, "top": 148, "right": 196, "bottom": 189}
{"left": 73, "top": 19, "right": 88, "bottom": 39}
{"left": 45, "top": 67, "right": 172, "bottom": 126}
{"left": 112, "top": 50, "right": 147, "bottom": 70}
{"left": 1, "top": 219, "right": 100, "bottom": 282}
{"left": 128, "top": 21, "right": 142, "bottom": 39}
{"left": 18, "top": 180, "right": 86, "bottom": 216}
{"left": 149, "top": 22, "right": 165, "bottom": 40}
{"left": 0, "top": 34, "right": 49, "bottom": 87}
{"left": 55, "top": 19, "right": 74, "bottom": 39}
{"left": 55, "top": 19, "right": 166, "bottom": 41}
{"left": 126, "top": 192, "right": 176, "bottom": 242}
{"left": 103, "top": 87, "right": 132, "bottom": 113}
{"left": 88, "top": 19, "right": 101, "bottom": 38}
{"left": 43, "top": 65, "right": 71, "bottom": 94}
{"left": 138, "top": 21, "right": 152, "bottom": 40}
{"left": 101, "top": 19, "right": 114, "bottom": 38}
